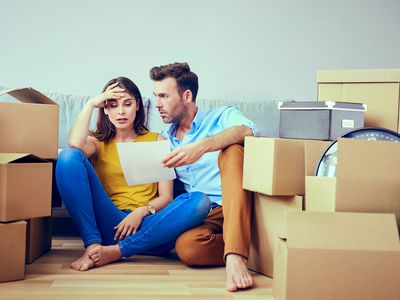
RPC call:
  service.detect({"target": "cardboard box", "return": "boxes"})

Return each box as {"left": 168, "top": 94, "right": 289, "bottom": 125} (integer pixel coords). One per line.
{"left": 279, "top": 101, "right": 366, "bottom": 140}
{"left": 305, "top": 139, "right": 400, "bottom": 228}
{"left": 0, "top": 153, "right": 53, "bottom": 222}
{"left": 243, "top": 137, "right": 305, "bottom": 195}
{"left": 248, "top": 193, "right": 303, "bottom": 277}
{"left": 0, "top": 221, "right": 26, "bottom": 282}
{"left": 26, "top": 217, "right": 52, "bottom": 264}
{"left": 0, "top": 87, "right": 59, "bottom": 159}
{"left": 273, "top": 211, "right": 400, "bottom": 300}
{"left": 304, "top": 140, "right": 331, "bottom": 176}
{"left": 243, "top": 137, "right": 330, "bottom": 196}
{"left": 317, "top": 69, "right": 400, "bottom": 133}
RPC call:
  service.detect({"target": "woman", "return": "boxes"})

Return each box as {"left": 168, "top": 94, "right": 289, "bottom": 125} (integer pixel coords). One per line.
{"left": 56, "top": 77, "right": 211, "bottom": 271}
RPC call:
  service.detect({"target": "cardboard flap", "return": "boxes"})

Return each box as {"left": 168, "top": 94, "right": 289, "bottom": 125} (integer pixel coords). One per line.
{"left": 304, "top": 140, "right": 331, "bottom": 176}
{"left": 0, "top": 87, "right": 56, "bottom": 105}
{"left": 336, "top": 138, "right": 400, "bottom": 179}
{"left": 287, "top": 211, "right": 400, "bottom": 251}
{"left": 0, "top": 153, "right": 47, "bottom": 164}
{"left": 305, "top": 176, "right": 337, "bottom": 212}
{"left": 274, "top": 138, "right": 305, "bottom": 194}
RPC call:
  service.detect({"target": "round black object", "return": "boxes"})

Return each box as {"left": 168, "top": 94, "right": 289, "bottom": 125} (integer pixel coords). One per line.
{"left": 316, "top": 127, "right": 400, "bottom": 177}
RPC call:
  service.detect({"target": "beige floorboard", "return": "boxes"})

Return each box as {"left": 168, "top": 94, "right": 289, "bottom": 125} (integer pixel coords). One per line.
{"left": 0, "top": 237, "right": 273, "bottom": 300}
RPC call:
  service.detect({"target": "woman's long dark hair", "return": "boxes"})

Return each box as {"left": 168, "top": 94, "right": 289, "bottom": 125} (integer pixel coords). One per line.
{"left": 91, "top": 77, "right": 148, "bottom": 142}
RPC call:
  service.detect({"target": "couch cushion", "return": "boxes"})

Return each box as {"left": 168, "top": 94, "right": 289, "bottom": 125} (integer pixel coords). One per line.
{"left": 1, "top": 84, "right": 278, "bottom": 148}
{"left": 45, "top": 92, "right": 97, "bottom": 149}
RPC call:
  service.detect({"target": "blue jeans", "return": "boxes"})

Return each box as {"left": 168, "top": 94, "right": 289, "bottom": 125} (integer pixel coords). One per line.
{"left": 55, "top": 148, "right": 211, "bottom": 258}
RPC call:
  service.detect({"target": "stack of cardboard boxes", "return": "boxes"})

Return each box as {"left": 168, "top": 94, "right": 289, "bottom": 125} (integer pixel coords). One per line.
{"left": 243, "top": 137, "right": 330, "bottom": 278}
{"left": 244, "top": 136, "right": 400, "bottom": 299}
{"left": 243, "top": 69, "right": 400, "bottom": 299}
{"left": 0, "top": 88, "right": 58, "bottom": 282}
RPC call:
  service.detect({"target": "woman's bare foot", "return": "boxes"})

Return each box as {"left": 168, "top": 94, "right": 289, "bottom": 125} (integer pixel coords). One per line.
{"left": 225, "top": 254, "right": 254, "bottom": 292}
{"left": 88, "top": 245, "right": 122, "bottom": 267}
{"left": 71, "top": 243, "right": 99, "bottom": 272}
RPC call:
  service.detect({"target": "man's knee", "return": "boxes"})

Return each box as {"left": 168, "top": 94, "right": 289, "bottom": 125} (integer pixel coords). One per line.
{"left": 218, "top": 144, "right": 244, "bottom": 170}
{"left": 175, "top": 231, "right": 202, "bottom": 266}
{"left": 218, "top": 144, "right": 244, "bottom": 162}
{"left": 220, "top": 144, "right": 244, "bottom": 156}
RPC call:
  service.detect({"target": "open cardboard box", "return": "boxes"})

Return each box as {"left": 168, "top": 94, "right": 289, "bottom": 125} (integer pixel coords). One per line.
{"left": 0, "top": 87, "right": 59, "bottom": 159}
{"left": 243, "top": 137, "right": 330, "bottom": 196}
{"left": 306, "top": 138, "right": 400, "bottom": 229}
{"left": 0, "top": 153, "right": 53, "bottom": 222}
{"left": 248, "top": 193, "right": 303, "bottom": 277}
{"left": 273, "top": 211, "right": 400, "bottom": 300}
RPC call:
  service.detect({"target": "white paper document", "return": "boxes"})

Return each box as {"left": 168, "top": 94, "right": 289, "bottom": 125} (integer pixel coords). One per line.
{"left": 116, "top": 140, "right": 176, "bottom": 185}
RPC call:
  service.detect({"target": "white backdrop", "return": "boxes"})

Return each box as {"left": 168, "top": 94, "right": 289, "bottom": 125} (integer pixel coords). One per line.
{"left": 1, "top": 0, "right": 399, "bottom": 101}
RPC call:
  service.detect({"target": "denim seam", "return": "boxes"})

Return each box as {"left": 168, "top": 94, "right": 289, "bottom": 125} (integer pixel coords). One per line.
{"left": 119, "top": 193, "right": 196, "bottom": 257}
{"left": 58, "top": 148, "right": 105, "bottom": 248}
{"left": 84, "top": 238, "right": 102, "bottom": 248}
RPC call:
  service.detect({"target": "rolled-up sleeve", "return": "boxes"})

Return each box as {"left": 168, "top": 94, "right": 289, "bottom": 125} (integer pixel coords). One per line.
{"left": 218, "top": 106, "right": 260, "bottom": 137}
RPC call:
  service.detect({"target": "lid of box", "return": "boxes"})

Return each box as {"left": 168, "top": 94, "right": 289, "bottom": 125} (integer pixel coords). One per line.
{"left": 336, "top": 138, "right": 400, "bottom": 179}
{"left": 317, "top": 69, "right": 400, "bottom": 83}
{"left": 278, "top": 101, "right": 366, "bottom": 111}
{"left": 0, "top": 153, "right": 47, "bottom": 164}
{"left": 286, "top": 211, "right": 400, "bottom": 251}
{"left": 0, "top": 87, "right": 56, "bottom": 105}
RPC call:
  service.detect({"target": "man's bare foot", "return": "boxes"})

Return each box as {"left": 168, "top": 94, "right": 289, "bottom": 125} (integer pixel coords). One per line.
{"left": 88, "top": 245, "right": 122, "bottom": 267}
{"left": 225, "top": 253, "right": 254, "bottom": 292}
{"left": 71, "top": 243, "right": 99, "bottom": 272}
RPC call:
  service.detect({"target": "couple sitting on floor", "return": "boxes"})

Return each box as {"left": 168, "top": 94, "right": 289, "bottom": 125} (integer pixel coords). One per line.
{"left": 56, "top": 62, "right": 260, "bottom": 292}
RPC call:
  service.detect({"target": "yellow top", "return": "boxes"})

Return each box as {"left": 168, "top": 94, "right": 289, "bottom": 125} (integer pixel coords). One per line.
{"left": 92, "top": 131, "right": 159, "bottom": 211}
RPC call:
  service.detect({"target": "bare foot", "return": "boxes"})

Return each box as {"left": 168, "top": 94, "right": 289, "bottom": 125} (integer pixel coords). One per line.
{"left": 88, "top": 245, "right": 122, "bottom": 267}
{"left": 225, "top": 254, "right": 254, "bottom": 292}
{"left": 70, "top": 243, "right": 99, "bottom": 272}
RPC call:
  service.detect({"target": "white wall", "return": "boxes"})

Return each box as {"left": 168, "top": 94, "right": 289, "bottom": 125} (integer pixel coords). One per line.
{"left": 1, "top": 0, "right": 399, "bottom": 101}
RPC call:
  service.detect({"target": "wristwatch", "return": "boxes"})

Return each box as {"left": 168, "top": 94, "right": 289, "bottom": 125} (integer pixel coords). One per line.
{"left": 145, "top": 204, "right": 156, "bottom": 215}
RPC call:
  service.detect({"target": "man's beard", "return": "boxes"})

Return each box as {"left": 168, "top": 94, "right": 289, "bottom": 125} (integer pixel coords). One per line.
{"left": 161, "top": 101, "right": 188, "bottom": 124}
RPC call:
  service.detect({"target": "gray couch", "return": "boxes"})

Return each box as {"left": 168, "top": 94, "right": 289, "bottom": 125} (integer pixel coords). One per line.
{"left": 42, "top": 92, "right": 281, "bottom": 149}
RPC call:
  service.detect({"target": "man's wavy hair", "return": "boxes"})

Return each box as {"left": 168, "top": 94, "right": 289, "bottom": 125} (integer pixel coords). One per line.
{"left": 91, "top": 77, "right": 148, "bottom": 142}
{"left": 149, "top": 62, "right": 199, "bottom": 102}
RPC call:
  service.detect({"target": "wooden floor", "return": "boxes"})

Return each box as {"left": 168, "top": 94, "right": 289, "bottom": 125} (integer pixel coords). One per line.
{"left": 0, "top": 237, "right": 273, "bottom": 299}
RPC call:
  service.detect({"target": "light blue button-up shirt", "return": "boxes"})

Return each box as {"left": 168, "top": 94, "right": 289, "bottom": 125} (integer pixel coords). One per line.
{"left": 161, "top": 105, "right": 260, "bottom": 206}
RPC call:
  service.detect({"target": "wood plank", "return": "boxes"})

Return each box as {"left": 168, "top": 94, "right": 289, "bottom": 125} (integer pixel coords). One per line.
{"left": 0, "top": 237, "right": 273, "bottom": 299}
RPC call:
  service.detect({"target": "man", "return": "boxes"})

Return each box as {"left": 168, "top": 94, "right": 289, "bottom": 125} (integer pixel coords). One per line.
{"left": 150, "top": 62, "right": 260, "bottom": 292}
